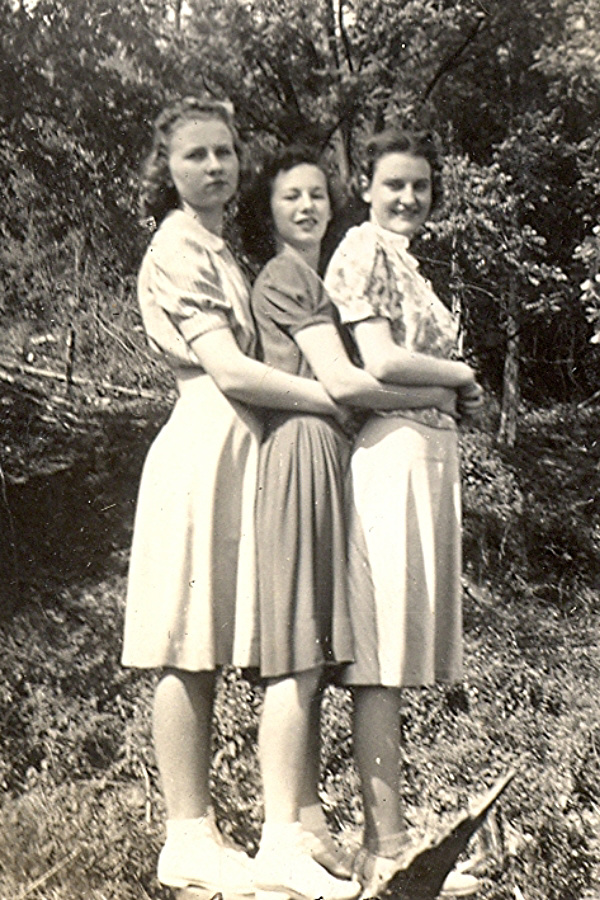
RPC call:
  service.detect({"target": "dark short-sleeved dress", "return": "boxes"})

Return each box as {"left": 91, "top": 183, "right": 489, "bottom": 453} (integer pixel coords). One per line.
{"left": 251, "top": 246, "right": 354, "bottom": 679}
{"left": 122, "top": 210, "right": 262, "bottom": 672}
{"left": 325, "top": 220, "right": 463, "bottom": 688}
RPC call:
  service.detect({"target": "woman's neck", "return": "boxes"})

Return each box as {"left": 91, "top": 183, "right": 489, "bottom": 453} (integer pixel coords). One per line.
{"left": 279, "top": 240, "right": 320, "bottom": 271}
{"left": 182, "top": 201, "right": 224, "bottom": 236}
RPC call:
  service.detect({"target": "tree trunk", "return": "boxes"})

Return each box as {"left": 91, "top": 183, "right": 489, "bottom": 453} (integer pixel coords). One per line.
{"left": 450, "top": 231, "right": 464, "bottom": 358}
{"left": 497, "top": 273, "right": 520, "bottom": 447}
{"left": 331, "top": 126, "right": 350, "bottom": 185}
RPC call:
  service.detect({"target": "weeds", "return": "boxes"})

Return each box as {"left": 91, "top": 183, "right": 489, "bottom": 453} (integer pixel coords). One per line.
{"left": 0, "top": 399, "right": 598, "bottom": 898}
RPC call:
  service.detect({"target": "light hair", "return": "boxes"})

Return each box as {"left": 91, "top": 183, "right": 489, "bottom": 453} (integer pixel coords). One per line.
{"left": 139, "top": 96, "right": 239, "bottom": 225}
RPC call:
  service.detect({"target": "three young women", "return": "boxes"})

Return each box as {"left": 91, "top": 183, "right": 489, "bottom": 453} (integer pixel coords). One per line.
{"left": 122, "top": 95, "right": 483, "bottom": 900}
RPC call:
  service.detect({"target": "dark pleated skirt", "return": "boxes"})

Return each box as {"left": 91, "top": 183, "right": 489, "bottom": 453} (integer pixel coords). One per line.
{"left": 256, "top": 412, "right": 355, "bottom": 678}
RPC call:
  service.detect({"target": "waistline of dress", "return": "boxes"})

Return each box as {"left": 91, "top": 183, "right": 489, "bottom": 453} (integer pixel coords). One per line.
{"left": 374, "top": 408, "right": 457, "bottom": 430}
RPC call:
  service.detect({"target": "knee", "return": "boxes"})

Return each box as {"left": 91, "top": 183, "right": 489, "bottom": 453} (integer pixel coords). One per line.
{"left": 263, "top": 666, "right": 322, "bottom": 708}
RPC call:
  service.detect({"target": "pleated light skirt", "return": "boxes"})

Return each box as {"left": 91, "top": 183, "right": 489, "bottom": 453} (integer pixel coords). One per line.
{"left": 341, "top": 415, "right": 463, "bottom": 688}
{"left": 122, "top": 375, "right": 262, "bottom": 672}
{"left": 256, "top": 413, "right": 354, "bottom": 679}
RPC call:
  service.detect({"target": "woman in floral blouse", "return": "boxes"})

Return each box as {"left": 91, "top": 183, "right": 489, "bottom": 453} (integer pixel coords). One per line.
{"left": 324, "top": 129, "right": 483, "bottom": 898}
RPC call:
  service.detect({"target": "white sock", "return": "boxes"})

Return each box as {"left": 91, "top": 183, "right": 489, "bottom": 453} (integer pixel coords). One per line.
{"left": 260, "top": 820, "right": 303, "bottom": 851}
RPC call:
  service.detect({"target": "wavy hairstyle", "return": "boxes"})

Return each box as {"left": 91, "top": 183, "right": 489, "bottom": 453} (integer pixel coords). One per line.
{"left": 238, "top": 143, "right": 340, "bottom": 268}
{"left": 139, "top": 96, "right": 240, "bottom": 226}
{"left": 362, "top": 129, "right": 443, "bottom": 211}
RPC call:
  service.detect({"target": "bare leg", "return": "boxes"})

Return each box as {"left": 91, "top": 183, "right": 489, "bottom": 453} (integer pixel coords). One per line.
{"left": 256, "top": 668, "right": 360, "bottom": 899}
{"left": 153, "top": 668, "right": 257, "bottom": 892}
{"left": 259, "top": 667, "right": 322, "bottom": 823}
{"left": 352, "top": 686, "right": 482, "bottom": 899}
{"left": 153, "top": 667, "right": 215, "bottom": 820}
{"left": 298, "top": 686, "right": 353, "bottom": 877}
{"left": 353, "top": 686, "right": 404, "bottom": 853}
{"left": 298, "top": 682, "right": 323, "bottom": 810}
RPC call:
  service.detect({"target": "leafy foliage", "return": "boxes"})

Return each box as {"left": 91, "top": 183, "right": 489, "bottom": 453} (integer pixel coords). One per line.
{"left": 1, "top": 0, "right": 598, "bottom": 442}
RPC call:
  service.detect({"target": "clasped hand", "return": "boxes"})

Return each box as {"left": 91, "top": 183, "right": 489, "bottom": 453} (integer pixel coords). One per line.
{"left": 458, "top": 381, "right": 484, "bottom": 417}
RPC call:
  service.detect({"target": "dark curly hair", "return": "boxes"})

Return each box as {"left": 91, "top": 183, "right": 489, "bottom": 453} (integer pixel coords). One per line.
{"left": 139, "top": 96, "right": 241, "bottom": 226}
{"left": 238, "top": 143, "right": 340, "bottom": 268}
{"left": 362, "top": 129, "right": 443, "bottom": 211}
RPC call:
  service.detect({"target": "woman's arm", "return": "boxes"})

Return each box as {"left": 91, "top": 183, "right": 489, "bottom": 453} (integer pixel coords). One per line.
{"left": 352, "top": 317, "right": 476, "bottom": 389}
{"left": 188, "top": 327, "right": 345, "bottom": 417}
{"left": 293, "top": 323, "right": 458, "bottom": 414}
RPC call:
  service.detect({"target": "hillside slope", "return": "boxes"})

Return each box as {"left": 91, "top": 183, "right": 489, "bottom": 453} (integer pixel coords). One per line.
{"left": 0, "top": 379, "right": 598, "bottom": 900}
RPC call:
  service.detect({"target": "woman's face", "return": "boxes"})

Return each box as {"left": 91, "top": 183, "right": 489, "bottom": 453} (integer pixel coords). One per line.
{"left": 270, "top": 163, "right": 331, "bottom": 254}
{"left": 364, "top": 151, "right": 432, "bottom": 237}
{"left": 168, "top": 117, "right": 239, "bottom": 214}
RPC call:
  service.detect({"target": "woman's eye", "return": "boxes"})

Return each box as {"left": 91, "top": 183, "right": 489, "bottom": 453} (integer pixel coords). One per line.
{"left": 217, "top": 146, "right": 233, "bottom": 157}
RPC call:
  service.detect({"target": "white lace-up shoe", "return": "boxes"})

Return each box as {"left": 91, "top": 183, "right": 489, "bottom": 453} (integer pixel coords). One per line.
{"left": 255, "top": 822, "right": 361, "bottom": 900}
{"left": 299, "top": 825, "right": 355, "bottom": 878}
{"left": 157, "top": 812, "right": 254, "bottom": 894}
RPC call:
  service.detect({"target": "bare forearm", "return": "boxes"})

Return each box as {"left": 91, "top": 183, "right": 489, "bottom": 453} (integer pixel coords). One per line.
{"left": 188, "top": 331, "right": 338, "bottom": 415}
{"left": 294, "top": 323, "right": 456, "bottom": 412}
{"left": 330, "top": 367, "right": 453, "bottom": 411}
{"left": 352, "top": 320, "right": 475, "bottom": 388}
{"left": 367, "top": 350, "right": 474, "bottom": 388}
{"left": 225, "top": 363, "right": 338, "bottom": 415}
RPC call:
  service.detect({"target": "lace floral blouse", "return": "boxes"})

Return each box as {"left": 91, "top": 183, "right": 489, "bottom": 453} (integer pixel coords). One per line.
{"left": 324, "top": 219, "right": 458, "bottom": 430}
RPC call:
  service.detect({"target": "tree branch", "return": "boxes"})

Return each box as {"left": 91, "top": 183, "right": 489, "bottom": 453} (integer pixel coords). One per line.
{"left": 421, "top": 19, "right": 485, "bottom": 103}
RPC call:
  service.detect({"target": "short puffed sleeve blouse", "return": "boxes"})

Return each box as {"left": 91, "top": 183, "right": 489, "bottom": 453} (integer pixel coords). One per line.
{"left": 251, "top": 246, "right": 338, "bottom": 379}
{"left": 324, "top": 220, "right": 458, "bottom": 358}
{"left": 138, "top": 209, "right": 256, "bottom": 365}
{"left": 325, "top": 219, "right": 459, "bottom": 430}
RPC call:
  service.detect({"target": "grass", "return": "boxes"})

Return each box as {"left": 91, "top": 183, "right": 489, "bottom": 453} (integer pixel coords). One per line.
{"left": 0, "top": 390, "right": 598, "bottom": 899}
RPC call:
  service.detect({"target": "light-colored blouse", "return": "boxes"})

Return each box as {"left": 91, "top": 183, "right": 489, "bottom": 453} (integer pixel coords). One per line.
{"left": 324, "top": 219, "right": 458, "bottom": 430}
{"left": 138, "top": 208, "right": 256, "bottom": 365}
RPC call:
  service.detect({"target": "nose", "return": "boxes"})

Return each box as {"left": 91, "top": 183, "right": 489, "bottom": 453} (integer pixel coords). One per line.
{"left": 399, "top": 184, "right": 417, "bottom": 207}
{"left": 206, "top": 151, "right": 223, "bottom": 171}
{"left": 299, "top": 191, "right": 315, "bottom": 211}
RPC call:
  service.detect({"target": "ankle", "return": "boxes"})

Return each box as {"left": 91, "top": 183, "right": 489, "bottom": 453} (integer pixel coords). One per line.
{"left": 166, "top": 811, "right": 214, "bottom": 843}
{"left": 299, "top": 803, "right": 328, "bottom": 835}
{"left": 374, "top": 830, "right": 411, "bottom": 859}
